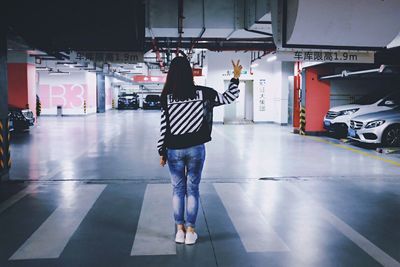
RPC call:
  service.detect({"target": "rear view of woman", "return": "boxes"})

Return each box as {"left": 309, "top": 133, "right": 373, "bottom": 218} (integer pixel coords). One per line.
{"left": 158, "top": 56, "right": 242, "bottom": 245}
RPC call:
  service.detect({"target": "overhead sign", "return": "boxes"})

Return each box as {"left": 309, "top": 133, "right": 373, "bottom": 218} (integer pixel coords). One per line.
{"left": 276, "top": 50, "right": 375, "bottom": 64}
{"left": 192, "top": 68, "right": 203, "bottom": 76}
{"left": 132, "top": 75, "right": 166, "bottom": 83}
{"left": 74, "top": 51, "right": 144, "bottom": 64}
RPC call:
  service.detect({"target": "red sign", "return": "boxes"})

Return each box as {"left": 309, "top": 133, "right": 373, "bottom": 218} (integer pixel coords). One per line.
{"left": 192, "top": 68, "right": 203, "bottom": 76}
{"left": 132, "top": 75, "right": 166, "bottom": 83}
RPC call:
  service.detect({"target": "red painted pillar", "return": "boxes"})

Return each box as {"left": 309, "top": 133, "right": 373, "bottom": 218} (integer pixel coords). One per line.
{"left": 7, "top": 52, "right": 36, "bottom": 118}
{"left": 293, "top": 62, "right": 301, "bottom": 129}
{"left": 304, "top": 66, "right": 331, "bottom": 133}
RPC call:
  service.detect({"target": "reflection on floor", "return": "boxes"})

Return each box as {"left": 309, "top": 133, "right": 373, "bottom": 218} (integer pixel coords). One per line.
{"left": 1, "top": 110, "right": 399, "bottom": 267}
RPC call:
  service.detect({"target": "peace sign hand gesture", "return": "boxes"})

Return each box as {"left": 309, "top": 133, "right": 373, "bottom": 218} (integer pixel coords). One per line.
{"left": 232, "top": 60, "right": 243, "bottom": 79}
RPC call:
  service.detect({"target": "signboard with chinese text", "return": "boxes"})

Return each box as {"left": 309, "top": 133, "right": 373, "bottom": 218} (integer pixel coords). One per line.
{"left": 74, "top": 51, "right": 144, "bottom": 64}
{"left": 276, "top": 50, "right": 374, "bottom": 63}
{"left": 258, "top": 79, "right": 266, "bottom": 112}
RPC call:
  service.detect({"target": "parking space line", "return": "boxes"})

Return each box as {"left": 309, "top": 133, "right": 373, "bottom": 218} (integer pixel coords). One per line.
{"left": 9, "top": 184, "right": 106, "bottom": 260}
{"left": 285, "top": 182, "right": 400, "bottom": 267}
{"left": 131, "top": 184, "right": 176, "bottom": 256}
{"left": 0, "top": 184, "right": 40, "bottom": 214}
{"left": 214, "top": 183, "right": 290, "bottom": 252}
{"left": 307, "top": 136, "right": 400, "bottom": 167}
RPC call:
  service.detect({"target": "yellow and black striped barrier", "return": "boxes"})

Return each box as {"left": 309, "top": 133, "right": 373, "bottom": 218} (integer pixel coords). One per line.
{"left": 7, "top": 120, "right": 11, "bottom": 169}
{"left": 0, "top": 119, "right": 11, "bottom": 173}
{"left": 84, "top": 100, "right": 87, "bottom": 114}
{"left": 299, "top": 106, "right": 306, "bottom": 135}
{"left": 112, "top": 99, "right": 115, "bottom": 109}
{"left": 0, "top": 120, "right": 3, "bottom": 170}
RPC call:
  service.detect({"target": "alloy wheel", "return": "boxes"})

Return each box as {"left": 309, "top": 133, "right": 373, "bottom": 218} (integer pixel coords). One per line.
{"left": 385, "top": 127, "right": 400, "bottom": 146}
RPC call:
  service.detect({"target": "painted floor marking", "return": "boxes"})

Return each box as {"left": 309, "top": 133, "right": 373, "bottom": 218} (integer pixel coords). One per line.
{"left": 214, "top": 183, "right": 290, "bottom": 252}
{"left": 0, "top": 184, "right": 40, "bottom": 214}
{"left": 285, "top": 182, "right": 400, "bottom": 267}
{"left": 131, "top": 184, "right": 176, "bottom": 256}
{"left": 307, "top": 136, "right": 400, "bottom": 167}
{"left": 9, "top": 184, "right": 106, "bottom": 260}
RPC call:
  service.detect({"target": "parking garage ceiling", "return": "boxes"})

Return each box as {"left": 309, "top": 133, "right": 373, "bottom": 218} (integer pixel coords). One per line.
{"left": 4, "top": 0, "right": 400, "bottom": 64}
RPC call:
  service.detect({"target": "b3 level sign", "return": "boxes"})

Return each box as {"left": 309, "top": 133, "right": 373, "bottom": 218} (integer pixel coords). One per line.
{"left": 276, "top": 50, "right": 374, "bottom": 63}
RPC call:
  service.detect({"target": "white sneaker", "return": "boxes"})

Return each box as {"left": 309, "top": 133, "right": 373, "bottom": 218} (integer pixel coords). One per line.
{"left": 175, "top": 230, "right": 185, "bottom": 244}
{"left": 185, "top": 231, "right": 198, "bottom": 245}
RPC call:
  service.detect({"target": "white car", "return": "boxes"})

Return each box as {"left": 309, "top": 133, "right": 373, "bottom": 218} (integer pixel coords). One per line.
{"left": 323, "top": 91, "right": 400, "bottom": 136}
{"left": 348, "top": 107, "right": 400, "bottom": 146}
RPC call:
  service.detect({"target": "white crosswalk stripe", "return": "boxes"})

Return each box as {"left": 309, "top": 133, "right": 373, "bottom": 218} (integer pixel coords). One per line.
{"left": 214, "top": 183, "right": 290, "bottom": 253}
{"left": 131, "top": 184, "right": 176, "bottom": 256}
{"left": 9, "top": 184, "right": 106, "bottom": 260}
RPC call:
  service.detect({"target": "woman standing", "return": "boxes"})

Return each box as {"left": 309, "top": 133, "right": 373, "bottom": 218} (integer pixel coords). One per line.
{"left": 158, "top": 56, "right": 242, "bottom": 245}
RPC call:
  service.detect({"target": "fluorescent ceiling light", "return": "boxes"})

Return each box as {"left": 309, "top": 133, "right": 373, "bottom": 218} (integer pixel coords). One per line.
{"left": 36, "top": 67, "right": 51, "bottom": 71}
{"left": 267, "top": 55, "right": 277, "bottom": 62}
{"left": 49, "top": 70, "right": 70, "bottom": 75}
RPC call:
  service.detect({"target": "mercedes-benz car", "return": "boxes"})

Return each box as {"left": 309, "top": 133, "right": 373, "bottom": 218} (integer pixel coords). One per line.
{"left": 9, "top": 106, "right": 35, "bottom": 131}
{"left": 324, "top": 90, "right": 400, "bottom": 136}
{"left": 143, "top": 95, "right": 161, "bottom": 110}
{"left": 118, "top": 93, "right": 139, "bottom": 109}
{"left": 348, "top": 106, "right": 400, "bottom": 146}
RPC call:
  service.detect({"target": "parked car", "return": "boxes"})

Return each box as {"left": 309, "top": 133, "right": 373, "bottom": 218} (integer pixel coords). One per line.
{"left": 8, "top": 106, "right": 35, "bottom": 131}
{"left": 324, "top": 90, "right": 400, "bottom": 136}
{"left": 143, "top": 95, "right": 161, "bottom": 110}
{"left": 118, "top": 93, "right": 139, "bottom": 109}
{"left": 348, "top": 106, "right": 400, "bottom": 146}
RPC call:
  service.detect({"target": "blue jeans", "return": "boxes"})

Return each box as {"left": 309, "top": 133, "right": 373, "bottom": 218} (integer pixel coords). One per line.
{"left": 167, "top": 144, "right": 205, "bottom": 228}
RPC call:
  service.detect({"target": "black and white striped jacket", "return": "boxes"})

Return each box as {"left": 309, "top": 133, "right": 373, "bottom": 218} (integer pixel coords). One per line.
{"left": 157, "top": 78, "right": 240, "bottom": 156}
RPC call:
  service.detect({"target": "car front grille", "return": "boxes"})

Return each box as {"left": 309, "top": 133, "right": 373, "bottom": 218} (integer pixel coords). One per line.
{"left": 350, "top": 120, "right": 363, "bottom": 130}
{"left": 326, "top": 111, "right": 339, "bottom": 119}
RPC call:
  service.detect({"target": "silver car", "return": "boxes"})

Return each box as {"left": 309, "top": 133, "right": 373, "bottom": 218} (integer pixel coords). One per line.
{"left": 348, "top": 106, "right": 400, "bottom": 146}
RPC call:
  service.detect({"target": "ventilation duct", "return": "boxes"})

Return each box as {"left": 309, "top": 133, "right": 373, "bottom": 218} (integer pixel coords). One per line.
{"left": 272, "top": 0, "right": 400, "bottom": 49}
{"left": 145, "top": 0, "right": 272, "bottom": 39}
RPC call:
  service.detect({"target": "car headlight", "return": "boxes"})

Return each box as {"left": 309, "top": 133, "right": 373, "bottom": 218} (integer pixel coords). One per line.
{"left": 339, "top": 108, "right": 359, "bottom": 116}
{"left": 365, "top": 120, "right": 385, "bottom": 129}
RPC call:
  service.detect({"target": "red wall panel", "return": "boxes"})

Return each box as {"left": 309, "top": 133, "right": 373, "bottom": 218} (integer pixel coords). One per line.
{"left": 8, "top": 63, "right": 28, "bottom": 109}
{"left": 305, "top": 67, "right": 331, "bottom": 132}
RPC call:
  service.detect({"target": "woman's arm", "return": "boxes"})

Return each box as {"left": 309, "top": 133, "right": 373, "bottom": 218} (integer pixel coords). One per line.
{"left": 212, "top": 60, "right": 243, "bottom": 106}
{"left": 157, "top": 108, "right": 167, "bottom": 158}
{"left": 212, "top": 78, "right": 240, "bottom": 106}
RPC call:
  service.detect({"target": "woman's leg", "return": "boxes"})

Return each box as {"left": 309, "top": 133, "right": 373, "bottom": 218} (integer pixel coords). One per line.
{"left": 167, "top": 149, "right": 186, "bottom": 228}
{"left": 185, "top": 144, "right": 206, "bottom": 230}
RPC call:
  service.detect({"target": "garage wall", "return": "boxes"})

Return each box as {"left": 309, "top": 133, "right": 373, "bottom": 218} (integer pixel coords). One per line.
{"left": 38, "top": 71, "right": 97, "bottom": 115}
{"left": 330, "top": 79, "right": 400, "bottom": 107}
{"left": 253, "top": 60, "right": 293, "bottom": 124}
{"left": 205, "top": 51, "right": 292, "bottom": 124}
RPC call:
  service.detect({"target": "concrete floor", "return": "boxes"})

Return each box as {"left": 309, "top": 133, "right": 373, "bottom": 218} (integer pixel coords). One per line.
{"left": 1, "top": 110, "right": 399, "bottom": 267}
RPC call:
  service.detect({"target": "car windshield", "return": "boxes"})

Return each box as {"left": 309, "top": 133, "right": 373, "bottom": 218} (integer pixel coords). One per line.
{"left": 146, "top": 95, "right": 160, "bottom": 101}
{"left": 380, "top": 92, "right": 400, "bottom": 107}
{"left": 353, "top": 91, "right": 393, "bottom": 105}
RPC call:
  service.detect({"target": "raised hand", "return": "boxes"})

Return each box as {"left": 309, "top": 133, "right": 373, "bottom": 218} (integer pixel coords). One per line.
{"left": 232, "top": 60, "right": 243, "bottom": 79}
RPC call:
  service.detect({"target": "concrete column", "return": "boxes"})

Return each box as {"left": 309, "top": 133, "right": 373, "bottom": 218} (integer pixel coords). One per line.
{"left": 96, "top": 73, "right": 105, "bottom": 113}
{"left": 0, "top": 25, "right": 10, "bottom": 181}
{"left": 7, "top": 51, "right": 37, "bottom": 118}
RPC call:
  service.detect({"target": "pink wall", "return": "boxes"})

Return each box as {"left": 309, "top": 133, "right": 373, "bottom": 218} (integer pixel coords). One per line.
{"left": 39, "top": 84, "right": 88, "bottom": 109}
{"left": 38, "top": 72, "right": 97, "bottom": 115}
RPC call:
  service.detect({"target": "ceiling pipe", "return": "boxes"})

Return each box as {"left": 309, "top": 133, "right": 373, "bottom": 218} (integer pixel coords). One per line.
{"left": 176, "top": 0, "right": 185, "bottom": 56}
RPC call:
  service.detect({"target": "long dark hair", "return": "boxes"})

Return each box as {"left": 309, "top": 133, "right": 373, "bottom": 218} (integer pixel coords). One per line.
{"left": 161, "top": 56, "right": 196, "bottom": 104}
